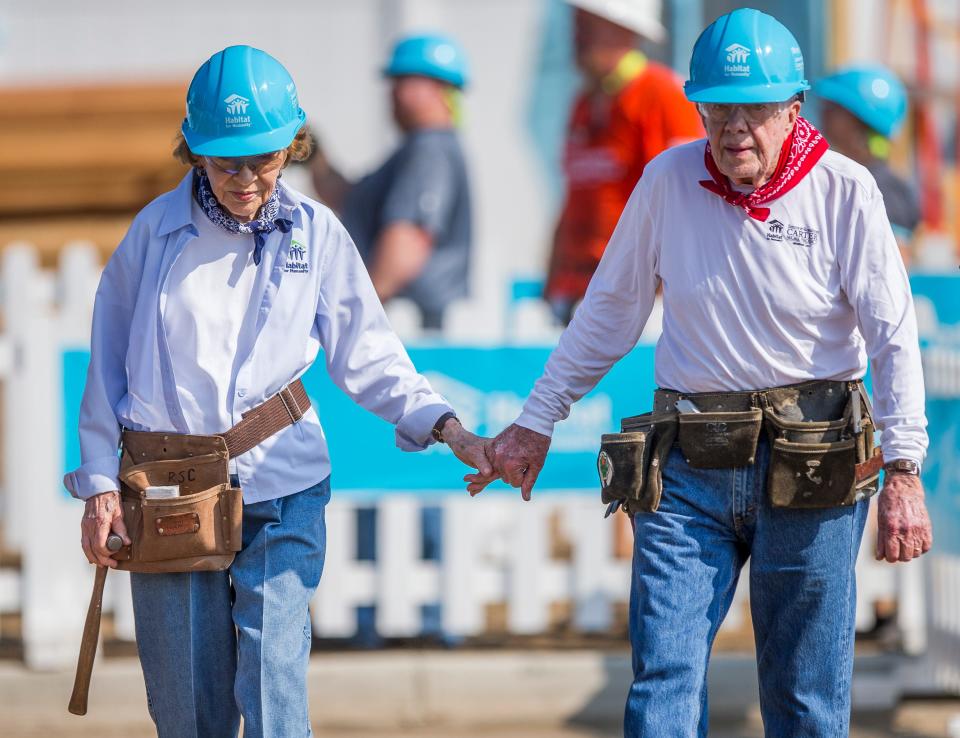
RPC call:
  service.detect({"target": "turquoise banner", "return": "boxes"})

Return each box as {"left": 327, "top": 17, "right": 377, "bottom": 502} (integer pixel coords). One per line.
{"left": 62, "top": 344, "right": 658, "bottom": 495}
{"left": 62, "top": 276, "right": 960, "bottom": 547}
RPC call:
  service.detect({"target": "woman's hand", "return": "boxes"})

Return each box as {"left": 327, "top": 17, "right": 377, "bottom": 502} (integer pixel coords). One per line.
{"left": 80, "top": 491, "right": 131, "bottom": 568}
{"left": 440, "top": 418, "right": 497, "bottom": 481}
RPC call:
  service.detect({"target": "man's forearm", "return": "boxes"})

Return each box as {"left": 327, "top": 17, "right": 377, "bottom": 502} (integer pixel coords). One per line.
{"left": 370, "top": 222, "right": 433, "bottom": 301}
{"left": 311, "top": 160, "right": 352, "bottom": 213}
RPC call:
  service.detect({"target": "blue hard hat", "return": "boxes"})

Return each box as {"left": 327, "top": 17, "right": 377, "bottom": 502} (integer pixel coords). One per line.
{"left": 182, "top": 45, "right": 306, "bottom": 157}
{"left": 814, "top": 65, "right": 908, "bottom": 138}
{"left": 684, "top": 8, "right": 810, "bottom": 104}
{"left": 384, "top": 33, "right": 469, "bottom": 89}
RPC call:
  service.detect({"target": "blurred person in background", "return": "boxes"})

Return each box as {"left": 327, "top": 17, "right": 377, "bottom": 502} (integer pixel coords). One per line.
{"left": 816, "top": 64, "right": 921, "bottom": 264}
{"left": 545, "top": 0, "right": 703, "bottom": 324}
{"left": 312, "top": 33, "right": 471, "bottom": 330}
{"left": 471, "top": 9, "right": 932, "bottom": 735}
{"left": 66, "top": 45, "right": 491, "bottom": 737}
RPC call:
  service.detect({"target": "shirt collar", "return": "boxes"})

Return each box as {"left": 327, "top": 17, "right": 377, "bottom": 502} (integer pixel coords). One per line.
{"left": 157, "top": 170, "right": 198, "bottom": 237}
{"left": 274, "top": 178, "right": 297, "bottom": 218}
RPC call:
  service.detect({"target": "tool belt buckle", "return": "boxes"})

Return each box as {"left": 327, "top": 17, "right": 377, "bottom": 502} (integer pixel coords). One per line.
{"left": 278, "top": 384, "right": 304, "bottom": 424}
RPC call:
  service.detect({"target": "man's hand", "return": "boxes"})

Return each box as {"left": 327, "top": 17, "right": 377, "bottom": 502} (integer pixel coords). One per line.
{"left": 466, "top": 423, "right": 550, "bottom": 501}
{"left": 876, "top": 472, "right": 933, "bottom": 563}
{"left": 441, "top": 418, "right": 496, "bottom": 479}
{"left": 80, "top": 491, "right": 131, "bottom": 568}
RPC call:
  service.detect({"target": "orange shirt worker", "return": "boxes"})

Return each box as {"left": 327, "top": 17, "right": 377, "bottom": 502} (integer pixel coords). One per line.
{"left": 546, "top": 0, "right": 703, "bottom": 323}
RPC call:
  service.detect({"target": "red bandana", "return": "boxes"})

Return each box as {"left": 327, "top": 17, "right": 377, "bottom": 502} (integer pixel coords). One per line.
{"left": 698, "top": 116, "right": 829, "bottom": 222}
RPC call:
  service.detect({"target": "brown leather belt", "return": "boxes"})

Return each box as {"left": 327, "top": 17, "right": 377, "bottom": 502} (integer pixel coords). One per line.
{"left": 220, "top": 379, "right": 310, "bottom": 457}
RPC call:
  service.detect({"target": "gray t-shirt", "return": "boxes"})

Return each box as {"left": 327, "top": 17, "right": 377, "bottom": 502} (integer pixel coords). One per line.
{"left": 342, "top": 129, "right": 472, "bottom": 327}
{"left": 867, "top": 160, "right": 920, "bottom": 239}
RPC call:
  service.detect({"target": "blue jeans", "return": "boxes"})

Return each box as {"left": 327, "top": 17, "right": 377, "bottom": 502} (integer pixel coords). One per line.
{"left": 130, "top": 477, "right": 331, "bottom": 738}
{"left": 625, "top": 440, "right": 868, "bottom": 737}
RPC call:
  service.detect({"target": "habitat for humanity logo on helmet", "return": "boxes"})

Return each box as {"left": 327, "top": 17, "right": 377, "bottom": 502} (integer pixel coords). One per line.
{"left": 224, "top": 93, "right": 251, "bottom": 128}
{"left": 724, "top": 43, "right": 751, "bottom": 77}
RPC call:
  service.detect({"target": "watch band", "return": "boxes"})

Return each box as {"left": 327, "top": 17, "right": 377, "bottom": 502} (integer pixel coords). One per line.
{"left": 883, "top": 459, "right": 920, "bottom": 476}
{"left": 431, "top": 412, "right": 458, "bottom": 443}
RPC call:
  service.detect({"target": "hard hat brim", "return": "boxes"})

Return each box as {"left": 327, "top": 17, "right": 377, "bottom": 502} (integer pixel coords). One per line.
{"left": 182, "top": 112, "right": 306, "bottom": 158}
{"left": 383, "top": 63, "right": 466, "bottom": 89}
{"left": 685, "top": 81, "right": 810, "bottom": 104}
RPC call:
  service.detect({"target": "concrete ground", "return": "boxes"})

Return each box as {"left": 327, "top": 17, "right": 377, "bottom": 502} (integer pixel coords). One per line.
{"left": 2, "top": 651, "right": 958, "bottom": 737}
{"left": 13, "top": 727, "right": 957, "bottom": 738}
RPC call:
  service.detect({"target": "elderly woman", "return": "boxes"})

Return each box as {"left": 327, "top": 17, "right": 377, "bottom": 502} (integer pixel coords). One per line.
{"left": 65, "top": 45, "right": 491, "bottom": 737}
{"left": 470, "top": 8, "right": 932, "bottom": 736}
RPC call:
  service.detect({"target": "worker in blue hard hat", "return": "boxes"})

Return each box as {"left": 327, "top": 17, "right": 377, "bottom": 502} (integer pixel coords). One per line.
{"left": 469, "top": 8, "right": 931, "bottom": 735}
{"left": 816, "top": 65, "right": 920, "bottom": 260}
{"left": 312, "top": 32, "right": 472, "bottom": 330}
{"left": 67, "top": 44, "right": 492, "bottom": 736}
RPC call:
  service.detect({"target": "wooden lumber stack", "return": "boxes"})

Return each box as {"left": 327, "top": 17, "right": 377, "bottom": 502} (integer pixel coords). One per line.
{"left": 0, "top": 81, "right": 190, "bottom": 265}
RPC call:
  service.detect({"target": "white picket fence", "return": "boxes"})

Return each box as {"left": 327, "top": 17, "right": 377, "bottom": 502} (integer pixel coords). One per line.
{"left": 0, "top": 242, "right": 949, "bottom": 692}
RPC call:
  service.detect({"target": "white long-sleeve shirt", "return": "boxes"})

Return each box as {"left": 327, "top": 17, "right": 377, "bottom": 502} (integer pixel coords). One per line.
{"left": 517, "top": 141, "right": 928, "bottom": 465}
{"left": 64, "top": 172, "right": 453, "bottom": 503}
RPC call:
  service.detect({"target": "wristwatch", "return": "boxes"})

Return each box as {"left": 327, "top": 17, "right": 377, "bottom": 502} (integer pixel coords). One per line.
{"left": 431, "top": 412, "right": 459, "bottom": 444}
{"left": 883, "top": 459, "right": 920, "bottom": 476}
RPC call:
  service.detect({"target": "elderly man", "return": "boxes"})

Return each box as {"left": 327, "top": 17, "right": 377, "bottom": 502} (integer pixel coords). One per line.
{"left": 546, "top": 0, "right": 702, "bottom": 324}
{"left": 469, "top": 8, "right": 932, "bottom": 736}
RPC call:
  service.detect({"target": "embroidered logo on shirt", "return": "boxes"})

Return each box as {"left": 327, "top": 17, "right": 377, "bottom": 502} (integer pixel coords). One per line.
{"left": 283, "top": 240, "right": 309, "bottom": 273}
{"left": 765, "top": 219, "right": 820, "bottom": 247}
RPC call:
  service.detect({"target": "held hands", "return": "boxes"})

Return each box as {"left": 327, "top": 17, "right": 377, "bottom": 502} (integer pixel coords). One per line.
{"left": 440, "top": 418, "right": 496, "bottom": 479}
{"left": 80, "top": 490, "right": 131, "bottom": 568}
{"left": 465, "top": 423, "right": 551, "bottom": 501}
{"left": 876, "top": 472, "right": 933, "bottom": 564}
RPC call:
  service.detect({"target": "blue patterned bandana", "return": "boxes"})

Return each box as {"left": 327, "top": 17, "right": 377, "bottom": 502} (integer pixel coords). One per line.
{"left": 193, "top": 169, "right": 292, "bottom": 265}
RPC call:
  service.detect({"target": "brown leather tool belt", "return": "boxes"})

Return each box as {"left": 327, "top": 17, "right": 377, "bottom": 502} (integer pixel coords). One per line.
{"left": 598, "top": 379, "right": 882, "bottom": 516}
{"left": 70, "top": 379, "right": 312, "bottom": 716}
{"left": 114, "top": 378, "right": 311, "bottom": 573}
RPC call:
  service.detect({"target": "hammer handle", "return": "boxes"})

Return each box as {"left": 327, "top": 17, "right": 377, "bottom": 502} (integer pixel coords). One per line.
{"left": 68, "top": 565, "right": 108, "bottom": 716}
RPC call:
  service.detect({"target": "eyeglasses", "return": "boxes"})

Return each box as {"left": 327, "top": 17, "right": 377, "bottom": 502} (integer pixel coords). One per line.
{"left": 204, "top": 150, "right": 284, "bottom": 176}
{"left": 696, "top": 102, "right": 788, "bottom": 124}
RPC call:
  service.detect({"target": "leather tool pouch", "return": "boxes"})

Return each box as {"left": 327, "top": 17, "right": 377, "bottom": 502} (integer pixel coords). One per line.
{"left": 602, "top": 410, "right": 678, "bottom": 514}
{"left": 598, "top": 432, "right": 651, "bottom": 507}
{"left": 70, "top": 381, "right": 312, "bottom": 717}
{"left": 764, "top": 382, "right": 878, "bottom": 509}
{"left": 114, "top": 431, "right": 242, "bottom": 573}
{"left": 677, "top": 409, "right": 763, "bottom": 469}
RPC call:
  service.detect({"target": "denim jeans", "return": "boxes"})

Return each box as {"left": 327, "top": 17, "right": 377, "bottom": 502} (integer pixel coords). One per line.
{"left": 625, "top": 440, "right": 869, "bottom": 738}
{"left": 130, "top": 477, "right": 331, "bottom": 738}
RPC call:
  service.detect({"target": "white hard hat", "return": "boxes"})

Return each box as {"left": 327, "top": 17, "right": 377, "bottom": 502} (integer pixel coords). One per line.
{"left": 567, "top": 0, "right": 665, "bottom": 42}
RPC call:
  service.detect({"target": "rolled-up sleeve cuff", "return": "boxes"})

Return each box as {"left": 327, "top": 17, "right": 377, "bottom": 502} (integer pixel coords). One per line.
{"left": 514, "top": 410, "right": 556, "bottom": 438}
{"left": 879, "top": 443, "right": 926, "bottom": 471}
{"left": 395, "top": 402, "right": 454, "bottom": 451}
{"left": 63, "top": 456, "right": 121, "bottom": 500}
